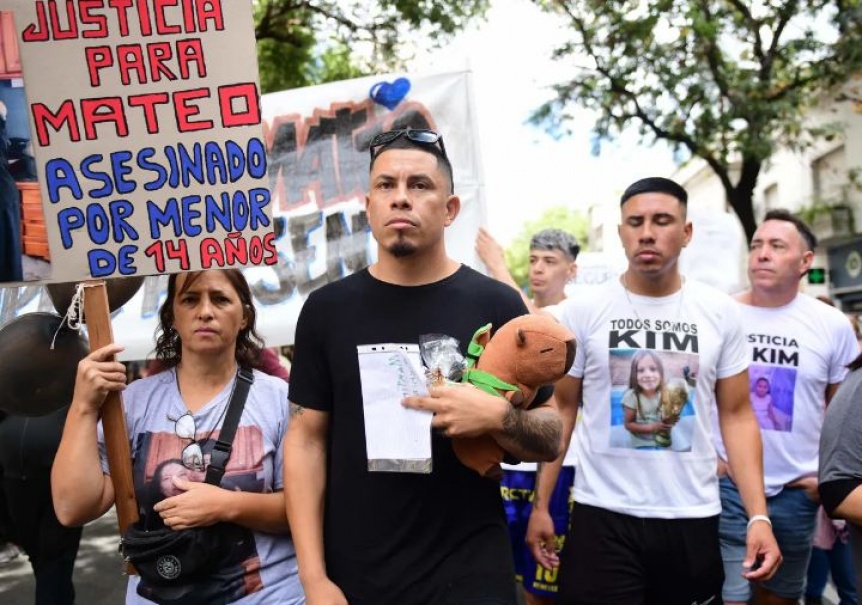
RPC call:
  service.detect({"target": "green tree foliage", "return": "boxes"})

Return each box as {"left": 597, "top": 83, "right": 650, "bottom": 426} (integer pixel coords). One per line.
{"left": 253, "top": 0, "right": 490, "bottom": 93}
{"left": 504, "top": 207, "right": 590, "bottom": 290}
{"left": 532, "top": 0, "right": 862, "bottom": 241}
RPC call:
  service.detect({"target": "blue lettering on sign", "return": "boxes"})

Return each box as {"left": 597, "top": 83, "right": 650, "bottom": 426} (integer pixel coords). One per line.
{"left": 249, "top": 188, "right": 270, "bottom": 226}
{"left": 247, "top": 138, "right": 266, "bottom": 179}
{"left": 57, "top": 207, "right": 85, "bottom": 248}
{"left": 50, "top": 140, "right": 267, "bottom": 205}
{"left": 205, "top": 192, "right": 232, "bottom": 232}
{"left": 99, "top": 200, "right": 138, "bottom": 244}
{"left": 74, "top": 152, "right": 136, "bottom": 199}
{"left": 148, "top": 189, "right": 272, "bottom": 239}
{"left": 111, "top": 150, "right": 136, "bottom": 195}
{"left": 181, "top": 195, "right": 202, "bottom": 237}
{"left": 147, "top": 198, "right": 183, "bottom": 239}
{"left": 45, "top": 158, "right": 83, "bottom": 203}
{"left": 80, "top": 155, "right": 112, "bottom": 198}
{"left": 88, "top": 245, "right": 138, "bottom": 277}
{"left": 57, "top": 200, "right": 139, "bottom": 248}
{"left": 202, "top": 140, "right": 260, "bottom": 184}
{"left": 138, "top": 147, "right": 168, "bottom": 191}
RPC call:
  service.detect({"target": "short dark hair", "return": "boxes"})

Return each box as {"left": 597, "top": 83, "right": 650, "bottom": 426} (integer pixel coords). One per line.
{"left": 369, "top": 136, "right": 454, "bottom": 194}
{"left": 530, "top": 229, "right": 580, "bottom": 261}
{"left": 155, "top": 269, "right": 265, "bottom": 370}
{"left": 761, "top": 209, "right": 817, "bottom": 251}
{"left": 620, "top": 177, "right": 688, "bottom": 206}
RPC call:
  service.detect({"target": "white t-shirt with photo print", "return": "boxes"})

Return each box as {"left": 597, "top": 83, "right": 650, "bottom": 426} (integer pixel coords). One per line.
{"left": 558, "top": 278, "right": 748, "bottom": 519}
{"left": 713, "top": 293, "right": 859, "bottom": 497}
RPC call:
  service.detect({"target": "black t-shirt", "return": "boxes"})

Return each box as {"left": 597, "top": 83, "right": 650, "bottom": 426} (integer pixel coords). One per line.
{"left": 0, "top": 406, "right": 68, "bottom": 479}
{"left": 289, "top": 265, "right": 538, "bottom": 604}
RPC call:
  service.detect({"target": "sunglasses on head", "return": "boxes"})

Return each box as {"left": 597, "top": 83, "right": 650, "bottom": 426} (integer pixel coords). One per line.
{"left": 368, "top": 128, "right": 448, "bottom": 162}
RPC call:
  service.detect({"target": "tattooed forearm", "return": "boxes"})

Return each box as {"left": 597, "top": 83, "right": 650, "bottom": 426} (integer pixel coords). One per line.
{"left": 500, "top": 407, "right": 561, "bottom": 461}
{"left": 289, "top": 402, "right": 305, "bottom": 417}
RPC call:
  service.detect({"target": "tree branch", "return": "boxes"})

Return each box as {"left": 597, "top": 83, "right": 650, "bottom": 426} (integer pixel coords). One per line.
{"left": 254, "top": 0, "right": 365, "bottom": 43}
{"left": 760, "top": 0, "right": 801, "bottom": 83}
{"left": 765, "top": 64, "right": 830, "bottom": 102}
{"left": 726, "top": 0, "right": 766, "bottom": 65}
{"left": 694, "top": 0, "right": 733, "bottom": 102}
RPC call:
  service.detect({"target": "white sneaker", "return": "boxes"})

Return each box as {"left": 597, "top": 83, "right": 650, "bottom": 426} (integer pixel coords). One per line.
{"left": 0, "top": 542, "right": 21, "bottom": 564}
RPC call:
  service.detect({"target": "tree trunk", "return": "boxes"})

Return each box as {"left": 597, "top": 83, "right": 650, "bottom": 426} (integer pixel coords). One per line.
{"left": 725, "top": 158, "right": 762, "bottom": 243}
{"left": 728, "top": 190, "right": 757, "bottom": 242}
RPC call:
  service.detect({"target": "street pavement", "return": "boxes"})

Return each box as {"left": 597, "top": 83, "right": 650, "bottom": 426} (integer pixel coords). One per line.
{"left": 0, "top": 506, "right": 843, "bottom": 604}
{"left": 0, "top": 507, "right": 127, "bottom": 604}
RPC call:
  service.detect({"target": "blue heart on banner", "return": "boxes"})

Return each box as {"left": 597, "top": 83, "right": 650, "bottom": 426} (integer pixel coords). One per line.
{"left": 369, "top": 77, "right": 411, "bottom": 110}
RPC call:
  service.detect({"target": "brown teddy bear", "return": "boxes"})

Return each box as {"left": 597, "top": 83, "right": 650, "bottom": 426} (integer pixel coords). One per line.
{"left": 451, "top": 314, "right": 575, "bottom": 480}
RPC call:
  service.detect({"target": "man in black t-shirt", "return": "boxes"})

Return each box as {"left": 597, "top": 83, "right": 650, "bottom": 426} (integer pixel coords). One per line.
{"left": 284, "top": 128, "right": 563, "bottom": 605}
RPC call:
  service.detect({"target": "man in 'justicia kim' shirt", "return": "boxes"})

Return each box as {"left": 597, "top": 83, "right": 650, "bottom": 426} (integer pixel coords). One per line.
{"left": 715, "top": 209, "right": 858, "bottom": 605}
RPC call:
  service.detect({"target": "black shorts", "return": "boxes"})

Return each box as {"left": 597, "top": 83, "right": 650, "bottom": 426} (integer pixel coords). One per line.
{"left": 557, "top": 503, "right": 724, "bottom": 605}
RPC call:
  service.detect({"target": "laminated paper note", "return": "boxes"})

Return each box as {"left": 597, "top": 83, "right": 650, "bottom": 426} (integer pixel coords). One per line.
{"left": 357, "top": 343, "right": 432, "bottom": 473}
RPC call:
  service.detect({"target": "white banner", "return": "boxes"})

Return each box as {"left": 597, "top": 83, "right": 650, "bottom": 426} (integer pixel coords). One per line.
{"left": 0, "top": 70, "right": 485, "bottom": 359}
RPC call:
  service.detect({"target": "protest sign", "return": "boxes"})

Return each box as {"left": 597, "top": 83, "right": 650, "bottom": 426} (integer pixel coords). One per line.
{"left": 0, "top": 69, "right": 486, "bottom": 357}
{"left": 3, "top": 0, "right": 273, "bottom": 283}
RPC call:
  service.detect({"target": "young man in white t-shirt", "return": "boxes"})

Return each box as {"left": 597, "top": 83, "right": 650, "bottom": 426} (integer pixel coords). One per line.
{"left": 477, "top": 228, "right": 579, "bottom": 604}
{"left": 527, "top": 177, "right": 782, "bottom": 604}
{"left": 476, "top": 227, "right": 578, "bottom": 313}
{"left": 715, "top": 209, "right": 859, "bottom": 605}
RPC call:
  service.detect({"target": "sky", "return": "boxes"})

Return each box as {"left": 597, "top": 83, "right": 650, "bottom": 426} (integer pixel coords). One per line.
{"left": 410, "top": 0, "right": 678, "bottom": 245}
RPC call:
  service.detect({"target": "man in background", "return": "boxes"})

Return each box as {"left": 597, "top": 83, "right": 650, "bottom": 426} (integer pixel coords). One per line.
{"left": 476, "top": 228, "right": 578, "bottom": 314}
{"left": 477, "top": 227, "right": 580, "bottom": 604}
{"left": 716, "top": 209, "right": 859, "bottom": 605}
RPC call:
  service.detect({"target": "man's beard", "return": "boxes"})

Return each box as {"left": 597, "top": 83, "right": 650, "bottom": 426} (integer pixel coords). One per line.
{"left": 387, "top": 240, "right": 417, "bottom": 258}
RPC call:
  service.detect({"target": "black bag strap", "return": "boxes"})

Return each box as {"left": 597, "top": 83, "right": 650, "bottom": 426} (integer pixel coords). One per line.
{"left": 204, "top": 367, "right": 254, "bottom": 486}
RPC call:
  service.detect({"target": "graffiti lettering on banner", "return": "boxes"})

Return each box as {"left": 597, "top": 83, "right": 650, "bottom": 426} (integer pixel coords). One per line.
{"left": 259, "top": 97, "right": 443, "bottom": 299}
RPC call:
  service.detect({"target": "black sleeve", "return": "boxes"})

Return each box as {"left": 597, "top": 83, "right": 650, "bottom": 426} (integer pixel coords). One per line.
{"left": 820, "top": 478, "right": 862, "bottom": 518}
{"left": 529, "top": 384, "right": 555, "bottom": 409}
{"left": 818, "top": 373, "right": 862, "bottom": 517}
{"left": 287, "top": 291, "right": 333, "bottom": 412}
{"left": 485, "top": 273, "right": 530, "bottom": 326}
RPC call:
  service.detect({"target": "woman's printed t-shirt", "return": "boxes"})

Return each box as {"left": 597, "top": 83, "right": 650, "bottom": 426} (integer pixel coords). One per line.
{"left": 98, "top": 368, "right": 303, "bottom": 605}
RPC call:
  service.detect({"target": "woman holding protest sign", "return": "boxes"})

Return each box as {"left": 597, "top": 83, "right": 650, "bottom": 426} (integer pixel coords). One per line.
{"left": 51, "top": 268, "right": 303, "bottom": 604}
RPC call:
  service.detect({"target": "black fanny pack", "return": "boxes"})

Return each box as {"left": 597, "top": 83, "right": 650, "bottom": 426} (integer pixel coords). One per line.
{"left": 120, "top": 368, "right": 254, "bottom": 605}
{"left": 122, "top": 524, "right": 217, "bottom": 585}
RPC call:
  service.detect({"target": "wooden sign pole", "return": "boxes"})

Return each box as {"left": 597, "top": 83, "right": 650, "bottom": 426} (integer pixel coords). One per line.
{"left": 81, "top": 281, "right": 139, "bottom": 538}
